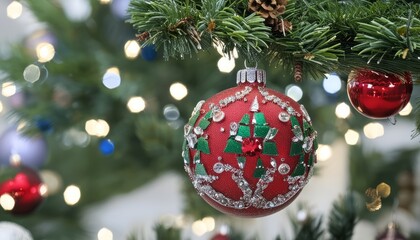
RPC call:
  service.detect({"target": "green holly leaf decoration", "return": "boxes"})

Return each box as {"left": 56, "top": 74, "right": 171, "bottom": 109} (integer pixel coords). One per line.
{"left": 188, "top": 111, "right": 200, "bottom": 126}
{"left": 224, "top": 138, "right": 243, "bottom": 154}
{"left": 291, "top": 155, "right": 306, "bottom": 177}
{"left": 262, "top": 141, "right": 278, "bottom": 155}
{"left": 254, "top": 112, "right": 267, "bottom": 125}
{"left": 198, "top": 119, "right": 211, "bottom": 130}
{"left": 204, "top": 110, "right": 213, "bottom": 120}
{"left": 195, "top": 163, "right": 208, "bottom": 176}
{"left": 253, "top": 158, "right": 266, "bottom": 178}
{"left": 290, "top": 141, "right": 303, "bottom": 156}
{"left": 308, "top": 153, "right": 315, "bottom": 167}
{"left": 238, "top": 125, "right": 251, "bottom": 138}
{"left": 239, "top": 114, "right": 250, "bottom": 125}
{"left": 254, "top": 125, "right": 270, "bottom": 138}
{"left": 197, "top": 137, "right": 210, "bottom": 154}
{"left": 237, "top": 156, "right": 246, "bottom": 168}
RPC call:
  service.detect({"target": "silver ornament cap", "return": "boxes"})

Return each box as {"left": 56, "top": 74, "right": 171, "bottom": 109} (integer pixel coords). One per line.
{"left": 236, "top": 67, "right": 266, "bottom": 85}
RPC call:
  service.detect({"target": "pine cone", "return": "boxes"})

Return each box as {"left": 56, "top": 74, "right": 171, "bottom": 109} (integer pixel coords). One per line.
{"left": 248, "top": 0, "right": 290, "bottom": 35}
{"left": 248, "top": 0, "right": 287, "bottom": 19}
{"left": 273, "top": 18, "right": 292, "bottom": 35}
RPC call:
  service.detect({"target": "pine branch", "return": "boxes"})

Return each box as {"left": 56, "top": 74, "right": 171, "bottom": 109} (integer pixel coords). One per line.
{"left": 413, "top": 97, "right": 420, "bottom": 139}
{"left": 128, "top": 0, "right": 271, "bottom": 61}
{"left": 295, "top": 216, "right": 324, "bottom": 240}
{"left": 352, "top": 15, "right": 420, "bottom": 72}
{"left": 128, "top": 0, "right": 420, "bottom": 74}
{"left": 327, "top": 193, "right": 360, "bottom": 240}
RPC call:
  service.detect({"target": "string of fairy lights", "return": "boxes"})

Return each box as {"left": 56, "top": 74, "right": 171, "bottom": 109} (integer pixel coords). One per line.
{"left": 0, "top": 0, "right": 417, "bottom": 239}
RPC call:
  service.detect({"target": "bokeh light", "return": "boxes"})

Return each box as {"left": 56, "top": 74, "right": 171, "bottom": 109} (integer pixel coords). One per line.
{"left": 163, "top": 104, "right": 180, "bottom": 121}
{"left": 36, "top": 42, "right": 55, "bottom": 63}
{"left": 2, "top": 81, "right": 17, "bottom": 97}
{"left": 59, "top": 0, "right": 92, "bottom": 22}
{"left": 63, "top": 128, "right": 91, "bottom": 147}
{"left": 103, "top": 67, "right": 121, "bottom": 89}
{"left": 127, "top": 96, "right": 146, "bottom": 113}
{"left": 100, "top": 0, "right": 113, "bottom": 4}
{"left": 23, "top": 64, "right": 45, "bottom": 83}
{"left": 85, "top": 119, "right": 110, "bottom": 137}
{"left": 323, "top": 73, "right": 342, "bottom": 94}
{"left": 191, "top": 217, "right": 215, "bottom": 236}
{"left": 97, "top": 227, "right": 113, "bottom": 240}
{"left": 0, "top": 194, "right": 15, "bottom": 211}
{"left": 7, "top": 1, "right": 23, "bottom": 19}
{"left": 40, "top": 170, "right": 63, "bottom": 196}
{"left": 335, "top": 102, "right": 351, "bottom": 119}
{"left": 63, "top": 185, "right": 81, "bottom": 206}
{"left": 9, "top": 153, "right": 22, "bottom": 166}
{"left": 399, "top": 102, "right": 412, "bottom": 116}
{"left": 124, "top": 40, "right": 141, "bottom": 59}
{"left": 217, "top": 56, "right": 235, "bottom": 73}
{"left": 344, "top": 129, "right": 359, "bottom": 145}
{"left": 317, "top": 144, "right": 332, "bottom": 161}
{"left": 0, "top": 101, "right": 3, "bottom": 113}
{"left": 363, "top": 122, "right": 384, "bottom": 139}
{"left": 285, "top": 84, "right": 303, "bottom": 102}
{"left": 39, "top": 184, "right": 48, "bottom": 197}
{"left": 169, "top": 82, "right": 188, "bottom": 101}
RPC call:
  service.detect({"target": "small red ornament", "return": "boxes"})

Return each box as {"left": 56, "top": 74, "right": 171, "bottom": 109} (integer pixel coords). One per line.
{"left": 211, "top": 233, "right": 230, "bottom": 240}
{"left": 0, "top": 166, "right": 44, "bottom": 214}
{"left": 183, "top": 67, "right": 317, "bottom": 217}
{"left": 347, "top": 69, "right": 413, "bottom": 119}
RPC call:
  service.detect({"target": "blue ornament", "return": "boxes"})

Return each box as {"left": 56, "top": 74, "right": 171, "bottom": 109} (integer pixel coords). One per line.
{"left": 141, "top": 45, "right": 157, "bottom": 61}
{"left": 99, "top": 139, "right": 115, "bottom": 155}
{"left": 35, "top": 118, "right": 53, "bottom": 133}
{"left": 0, "top": 127, "right": 48, "bottom": 169}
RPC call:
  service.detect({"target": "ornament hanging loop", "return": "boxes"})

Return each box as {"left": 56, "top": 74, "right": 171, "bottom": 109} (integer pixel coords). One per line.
{"left": 244, "top": 60, "right": 258, "bottom": 69}
{"left": 387, "top": 115, "right": 397, "bottom": 125}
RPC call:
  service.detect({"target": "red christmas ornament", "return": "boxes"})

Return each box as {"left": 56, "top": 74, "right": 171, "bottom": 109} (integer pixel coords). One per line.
{"left": 183, "top": 68, "right": 318, "bottom": 217}
{"left": 347, "top": 69, "right": 412, "bottom": 119}
{"left": 211, "top": 233, "right": 230, "bottom": 240}
{"left": 0, "top": 166, "right": 44, "bottom": 214}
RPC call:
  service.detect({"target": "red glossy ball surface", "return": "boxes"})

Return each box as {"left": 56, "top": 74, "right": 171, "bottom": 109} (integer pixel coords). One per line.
{"left": 347, "top": 69, "right": 412, "bottom": 118}
{"left": 0, "top": 166, "right": 44, "bottom": 214}
{"left": 183, "top": 80, "right": 317, "bottom": 217}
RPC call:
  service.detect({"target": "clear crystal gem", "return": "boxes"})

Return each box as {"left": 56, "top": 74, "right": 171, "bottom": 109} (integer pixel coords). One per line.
{"left": 194, "top": 126, "right": 203, "bottom": 135}
{"left": 278, "top": 163, "right": 291, "bottom": 175}
{"left": 287, "top": 106, "right": 295, "bottom": 114}
{"left": 301, "top": 104, "right": 311, "bottom": 122}
{"left": 278, "top": 112, "right": 290, "bottom": 122}
{"left": 270, "top": 158, "right": 277, "bottom": 168}
{"left": 230, "top": 122, "right": 238, "bottom": 135}
{"left": 220, "top": 127, "right": 225, "bottom": 132}
{"left": 303, "top": 136, "right": 313, "bottom": 153}
{"left": 292, "top": 125, "right": 304, "bottom": 141}
{"left": 215, "top": 106, "right": 225, "bottom": 118}
{"left": 212, "top": 110, "right": 225, "bottom": 122}
{"left": 265, "top": 128, "right": 278, "bottom": 140}
{"left": 184, "top": 124, "right": 192, "bottom": 136}
{"left": 186, "top": 134, "right": 197, "bottom": 148}
{"left": 213, "top": 162, "right": 224, "bottom": 173}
